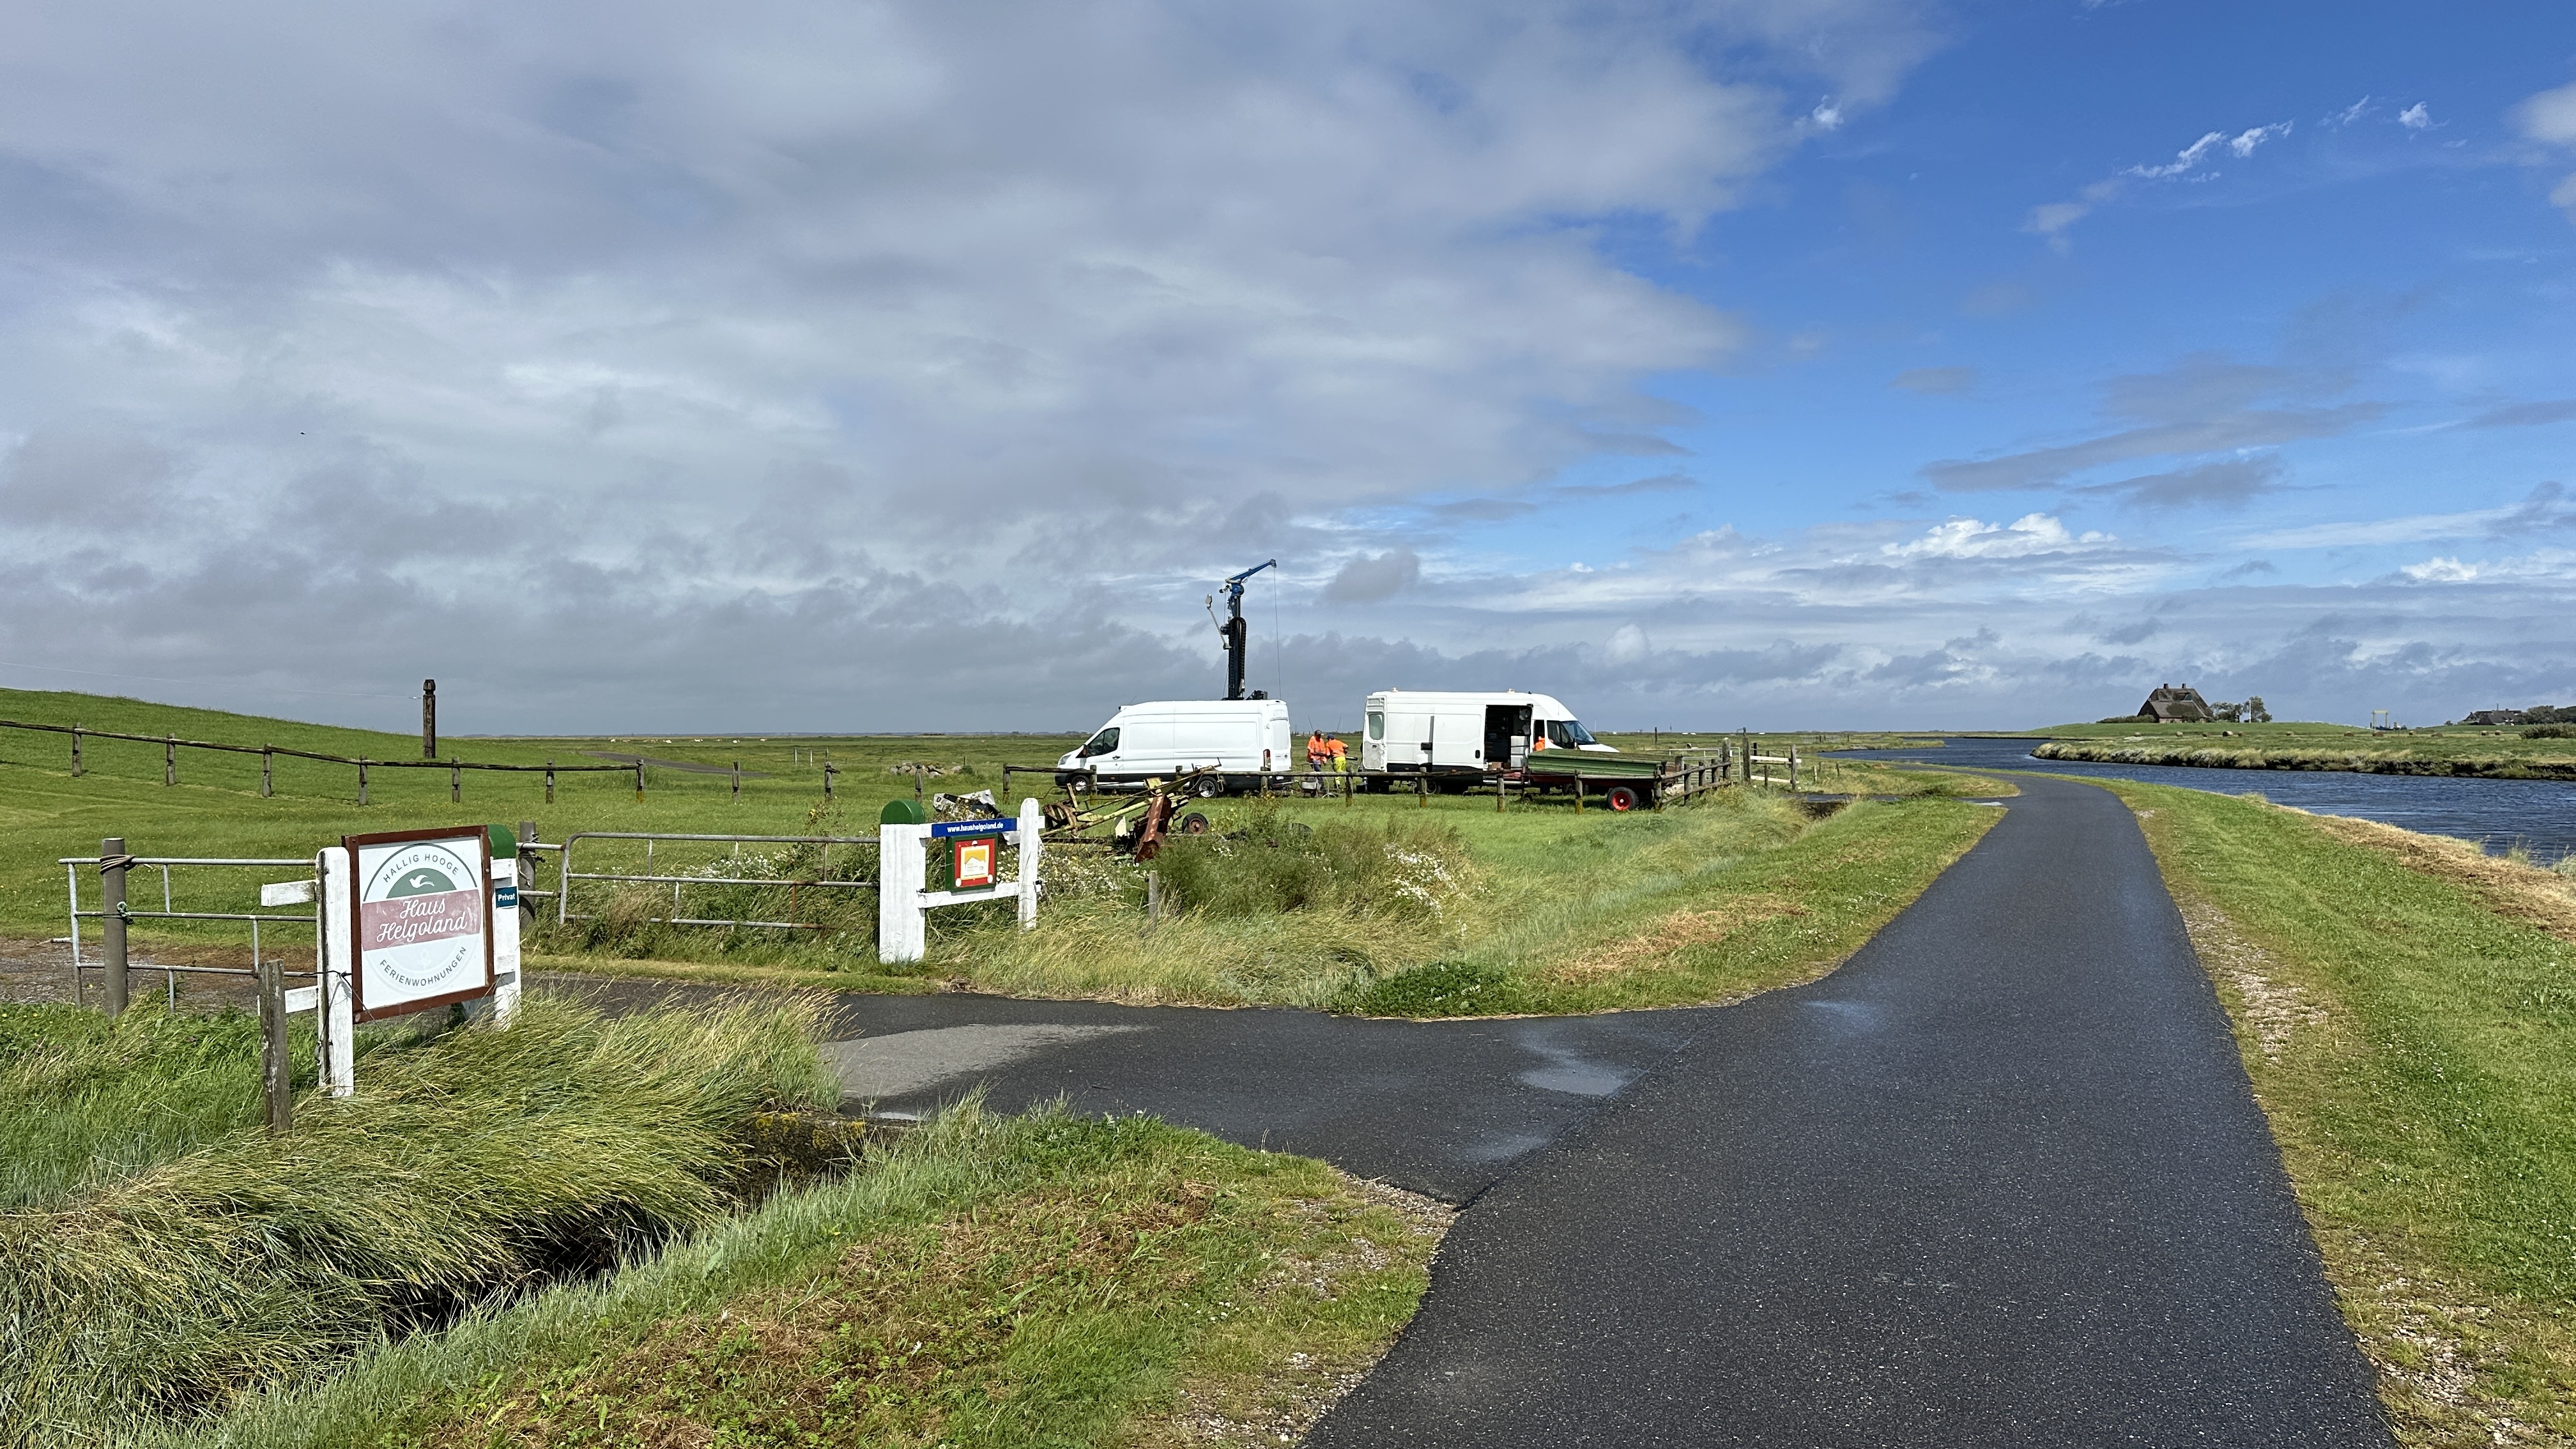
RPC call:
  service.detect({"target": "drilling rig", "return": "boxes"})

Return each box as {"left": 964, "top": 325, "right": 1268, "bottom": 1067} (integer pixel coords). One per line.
{"left": 1208, "top": 559, "right": 1276, "bottom": 701}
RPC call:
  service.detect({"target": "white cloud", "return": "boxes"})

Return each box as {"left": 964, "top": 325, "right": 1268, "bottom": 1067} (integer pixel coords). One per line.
{"left": 2023, "top": 200, "right": 2092, "bottom": 252}
{"left": 2228, "top": 121, "right": 2290, "bottom": 158}
{"left": 2401, "top": 556, "right": 2479, "bottom": 582}
{"left": 1881, "top": 513, "right": 2113, "bottom": 560}
{"left": 2244, "top": 509, "right": 2512, "bottom": 550}
{"left": 2126, "top": 130, "right": 2229, "bottom": 180}
{"left": 2032, "top": 119, "right": 2290, "bottom": 249}
{"left": 2324, "top": 96, "right": 2373, "bottom": 128}
{"left": 2398, "top": 102, "right": 2433, "bottom": 131}
{"left": 2513, "top": 82, "right": 2576, "bottom": 220}
{"left": 2518, "top": 82, "right": 2576, "bottom": 146}
{"left": 2400, "top": 549, "right": 2576, "bottom": 584}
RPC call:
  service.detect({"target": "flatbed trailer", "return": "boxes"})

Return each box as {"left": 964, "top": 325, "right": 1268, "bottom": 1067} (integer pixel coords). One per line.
{"left": 1283, "top": 743, "right": 1751, "bottom": 811}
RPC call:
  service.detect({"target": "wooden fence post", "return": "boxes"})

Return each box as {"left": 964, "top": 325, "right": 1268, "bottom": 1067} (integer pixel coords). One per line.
{"left": 261, "top": 747, "right": 273, "bottom": 797}
{"left": 824, "top": 762, "right": 836, "bottom": 801}
{"left": 70, "top": 728, "right": 82, "bottom": 777}
{"left": 732, "top": 762, "right": 740, "bottom": 802}
{"left": 634, "top": 762, "right": 645, "bottom": 801}
{"left": 357, "top": 759, "right": 369, "bottom": 805}
{"left": 450, "top": 762, "right": 461, "bottom": 804}
{"left": 164, "top": 735, "right": 176, "bottom": 786}
{"left": 545, "top": 762, "right": 556, "bottom": 804}
{"left": 258, "top": 960, "right": 292, "bottom": 1135}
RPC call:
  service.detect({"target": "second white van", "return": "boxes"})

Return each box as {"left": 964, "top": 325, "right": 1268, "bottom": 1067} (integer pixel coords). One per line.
{"left": 1358, "top": 690, "right": 1613, "bottom": 778}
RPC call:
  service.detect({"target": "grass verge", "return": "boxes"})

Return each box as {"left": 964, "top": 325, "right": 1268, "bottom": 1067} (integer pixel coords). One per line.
{"left": 904, "top": 788, "right": 2002, "bottom": 1015}
{"left": 169, "top": 1103, "right": 1448, "bottom": 1449}
{"left": 1, "top": 993, "right": 838, "bottom": 1447}
{"left": 2106, "top": 781, "right": 2576, "bottom": 1445}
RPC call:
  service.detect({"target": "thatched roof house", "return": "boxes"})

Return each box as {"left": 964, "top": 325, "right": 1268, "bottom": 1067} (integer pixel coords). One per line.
{"left": 2139, "top": 684, "right": 2214, "bottom": 723}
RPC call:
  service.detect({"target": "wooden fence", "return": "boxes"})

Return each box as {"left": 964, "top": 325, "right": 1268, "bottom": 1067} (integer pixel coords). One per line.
{"left": 0, "top": 718, "right": 633, "bottom": 804}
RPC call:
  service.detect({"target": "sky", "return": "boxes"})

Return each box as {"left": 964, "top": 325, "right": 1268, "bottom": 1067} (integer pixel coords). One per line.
{"left": 2, "top": 0, "right": 2573, "bottom": 735}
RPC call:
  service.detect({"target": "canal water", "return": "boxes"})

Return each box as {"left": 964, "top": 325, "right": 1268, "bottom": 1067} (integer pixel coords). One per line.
{"left": 1837, "top": 736, "right": 2576, "bottom": 866}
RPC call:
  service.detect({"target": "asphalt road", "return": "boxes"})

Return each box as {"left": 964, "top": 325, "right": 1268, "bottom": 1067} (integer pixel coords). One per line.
{"left": 569, "top": 772, "right": 2388, "bottom": 1443}
{"left": 1305, "top": 773, "right": 2388, "bottom": 1447}
{"left": 564, "top": 976, "right": 1714, "bottom": 1204}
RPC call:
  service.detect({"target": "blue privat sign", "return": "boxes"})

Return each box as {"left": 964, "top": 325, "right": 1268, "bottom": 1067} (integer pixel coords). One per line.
{"left": 930, "top": 818, "right": 1015, "bottom": 839}
{"left": 495, "top": 883, "right": 518, "bottom": 908}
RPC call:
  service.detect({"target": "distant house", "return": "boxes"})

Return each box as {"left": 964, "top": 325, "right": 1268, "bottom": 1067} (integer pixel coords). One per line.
{"left": 2139, "top": 684, "right": 2214, "bottom": 723}
{"left": 2463, "top": 709, "right": 2523, "bottom": 726}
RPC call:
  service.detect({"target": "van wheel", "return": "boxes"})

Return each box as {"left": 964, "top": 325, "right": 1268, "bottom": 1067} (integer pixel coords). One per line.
{"left": 1196, "top": 777, "right": 1223, "bottom": 798}
{"left": 1606, "top": 784, "right": 1643, "bottom": 812}
{"left": 1179, "top": 811, "right": 1211, "bottom": 835}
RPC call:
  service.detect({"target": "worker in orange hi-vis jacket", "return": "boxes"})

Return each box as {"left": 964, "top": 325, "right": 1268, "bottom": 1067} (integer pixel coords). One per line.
{"left": 1306, "top": 730, "right": 1332, "bottom": 773}
{"left": 1325, "top": 734, "right": 1349, "bottom": 772}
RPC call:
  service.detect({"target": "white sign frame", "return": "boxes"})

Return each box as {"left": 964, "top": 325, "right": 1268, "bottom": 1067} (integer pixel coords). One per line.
{"left": 879, "top": 799, "right": 1043, "bottom": 963}
{"left": 342, "top": 826, "right": 496, "bottom": 1022}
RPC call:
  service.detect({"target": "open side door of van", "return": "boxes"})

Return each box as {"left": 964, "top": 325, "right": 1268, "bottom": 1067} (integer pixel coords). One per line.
{"left": 1482, "top": 703, "right": 1532, "bottom": 772}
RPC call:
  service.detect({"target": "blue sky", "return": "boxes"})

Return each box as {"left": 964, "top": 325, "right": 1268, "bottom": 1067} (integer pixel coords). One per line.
{"left": 0, "top": 1, "right": 2570, "bottom": 732}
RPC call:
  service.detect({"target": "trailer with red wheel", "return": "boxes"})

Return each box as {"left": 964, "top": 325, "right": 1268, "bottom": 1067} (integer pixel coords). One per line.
{"left": 1516, "top": 749, "right": 1724, "bottom": 810}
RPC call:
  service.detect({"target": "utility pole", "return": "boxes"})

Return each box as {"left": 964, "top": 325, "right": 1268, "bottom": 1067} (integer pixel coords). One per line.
{"left": 422, "top": 679, "right": 437, "bottom": 759}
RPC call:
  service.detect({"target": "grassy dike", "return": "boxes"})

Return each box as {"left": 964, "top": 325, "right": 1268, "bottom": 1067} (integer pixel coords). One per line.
{"left": 2033, "top": 719, "right": 2576, "bottom": 779}
{"left": 2103, "top": 781, "right": 2576, "bottom": 1444}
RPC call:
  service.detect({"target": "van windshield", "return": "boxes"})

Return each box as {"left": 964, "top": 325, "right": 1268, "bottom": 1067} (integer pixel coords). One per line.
{"left": 1545, "top": 719, "right": 1597, "bottom": 747}
{"left": 1079, "top": 727, "right": 1119, "bottom": 757}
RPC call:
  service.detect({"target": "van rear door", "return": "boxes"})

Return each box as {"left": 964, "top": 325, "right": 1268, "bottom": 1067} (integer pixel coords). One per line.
{"left": 1482, "top": 702, "right": 1533, "bottom": 771}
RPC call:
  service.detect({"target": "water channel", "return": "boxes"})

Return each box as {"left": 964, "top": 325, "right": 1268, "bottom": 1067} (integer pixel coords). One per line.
{"left": 1836, "top": 735, "right": 2576, "bottom": 866}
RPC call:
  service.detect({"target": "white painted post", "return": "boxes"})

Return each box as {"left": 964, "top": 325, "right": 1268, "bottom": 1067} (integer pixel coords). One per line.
{"left": 1016, "top": 796, "right": 1043, "bottom": 930}
{"left": 877, "top": 821, "right": 930, "bottom": 963}
{"left": 486, "top": 857, "right": 521, "bottom": 1026}
{"left": 315, "top": 847, "right": 356, "bottom": 1098}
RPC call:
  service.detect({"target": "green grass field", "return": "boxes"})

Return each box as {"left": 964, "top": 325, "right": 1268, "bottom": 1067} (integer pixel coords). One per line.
{"left": 2108, "top": 782, "right": 2576, "bottom": 1445}
{"left": 0, "top": 688, "right": 2002, "bottom": 1017}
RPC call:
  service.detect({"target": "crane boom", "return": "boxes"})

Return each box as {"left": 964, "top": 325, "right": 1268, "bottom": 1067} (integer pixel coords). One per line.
{"left": 1215, "top": 559, "right": 1276, "bottom": 701}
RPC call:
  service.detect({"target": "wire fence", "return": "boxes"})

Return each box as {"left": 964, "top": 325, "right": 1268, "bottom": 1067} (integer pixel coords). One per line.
{"left": 59, "top": 852, "right": 319, "bottom": 1009}
{"left": 542, "top": 831, "right": 882, "bottom": 934}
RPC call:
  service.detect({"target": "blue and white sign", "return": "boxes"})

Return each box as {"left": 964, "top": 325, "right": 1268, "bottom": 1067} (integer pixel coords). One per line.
{"left": 930, "top": 818, "right": 1016, "bottom": 839}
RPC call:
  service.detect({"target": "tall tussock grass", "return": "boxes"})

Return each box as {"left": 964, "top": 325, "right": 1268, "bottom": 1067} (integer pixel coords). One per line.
{"left": 0, "top": 992, "right": 837, "bottom": 1448}
{"left": 1, "top": 1002, "right": 278, "bottom": 1210}
{"left": 1151, "top": 805, "right": 1477, "bottom": 919}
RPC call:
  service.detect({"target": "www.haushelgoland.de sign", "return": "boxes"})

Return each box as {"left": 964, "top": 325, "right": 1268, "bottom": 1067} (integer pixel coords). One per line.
{"left": 344, "top": 826, "right": 494, "bottom": 1021}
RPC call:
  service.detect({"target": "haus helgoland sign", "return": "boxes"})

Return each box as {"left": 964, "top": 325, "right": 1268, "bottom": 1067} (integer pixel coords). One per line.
{"left": 345, "top": 826, "right": 494, "bottom": 1021}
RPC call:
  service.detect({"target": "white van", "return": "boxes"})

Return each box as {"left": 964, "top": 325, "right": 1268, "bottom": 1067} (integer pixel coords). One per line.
{"left": 1359, "top": 690, "right": 1613, "bottom": 777}
{"left": 1055, "top": 699, "right": 1292, "bottom": 795}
